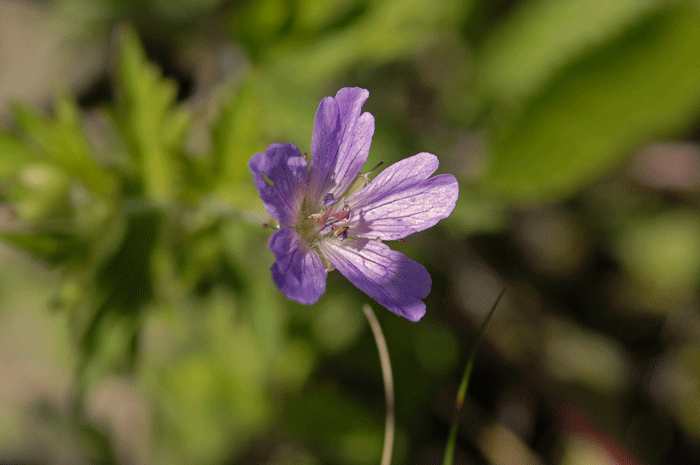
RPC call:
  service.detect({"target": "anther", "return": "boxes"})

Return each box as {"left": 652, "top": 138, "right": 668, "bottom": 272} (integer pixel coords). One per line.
{"left": 333, "top": 226, "right": 349, "bottom": 241}
{"left": 328, "top": 204, "right": 351, "bottom": 223}
{"left": 323, "top": 193, "right": 338, "bottom": 207}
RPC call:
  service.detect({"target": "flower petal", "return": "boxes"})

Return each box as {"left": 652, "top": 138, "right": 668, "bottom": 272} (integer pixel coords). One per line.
{"left": 308, "top": 87, "right": 375, "bottom": 206}
{"left": 320, "top": 239, "right": 430, "bottom": 321}
{"left": 269, "top": 227, "right": 327, "bottom": 305}
{"left": 346, "top": 152, "right": 459, "bottom": 240}
{"left": 249, "top": 143, "right": 308, "bottom": 225}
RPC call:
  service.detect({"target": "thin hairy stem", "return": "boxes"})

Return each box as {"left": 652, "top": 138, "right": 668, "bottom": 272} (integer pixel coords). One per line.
{"left": 363, "top": 304, "right": 395, "bottom": 465}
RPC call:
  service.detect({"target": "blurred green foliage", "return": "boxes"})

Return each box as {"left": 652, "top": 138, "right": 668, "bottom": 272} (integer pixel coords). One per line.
{"left": 1, "top": 0, "right": 700, "bottom": 464}
{"left": 479, "top": 1, "right": 700, "bottom": 202}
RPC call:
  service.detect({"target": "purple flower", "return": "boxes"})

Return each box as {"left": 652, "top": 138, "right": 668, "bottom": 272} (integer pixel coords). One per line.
{"left": 249, "top": 87, "right": 458, "bottom": 321}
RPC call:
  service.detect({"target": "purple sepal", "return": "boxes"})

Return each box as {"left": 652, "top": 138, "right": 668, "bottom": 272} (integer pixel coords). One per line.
{"left": 269, "top": 227, "right": 326, "bottom": 304}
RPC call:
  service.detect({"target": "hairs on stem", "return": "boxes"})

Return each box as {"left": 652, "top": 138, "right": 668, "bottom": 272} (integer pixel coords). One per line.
{"left": 362, "top": 304, "right": 395, "bottom": 465}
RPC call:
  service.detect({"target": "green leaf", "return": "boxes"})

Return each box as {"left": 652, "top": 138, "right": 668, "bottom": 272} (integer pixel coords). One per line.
{"left": 266, "top": 0, "right": 469, "bottom": 87}
{"left": 1, "top": 230, "right": 87, "bottom": 264}
{"left": 221, "top": 222, "right": 284, "bottom": 360}
{"left": 12, "top": 97, "right": 116, "bottom": 198}
{"left": 72, "top": 212, "right": 154, "bottom": 388}
{"left": 115, "top": 25, "right": 190, "bottom": 204}
{"left": 480, "top": 3, "right": 700, "bottom": 202}
{"left": 209, "top": 75, "right": 264, "bottom": 210}
{"left": 615, "top": 209, "right": 700, "bottom": 310}
{"left": 11, "top": 163, "right": 72, "bottom": 221}
{"left": 284, "top": 385, "right": 385, "bottom": 464}
{"left": 442, "top": 190, "right": 509, "bottom": 235}
{"left": 476, "top": 0, "right": 663, "bottom": 104}
{"left": 0, "top": 131, "right": 34, "bottom": 180}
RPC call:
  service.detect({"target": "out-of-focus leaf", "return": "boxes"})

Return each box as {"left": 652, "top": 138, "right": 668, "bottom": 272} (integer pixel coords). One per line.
{"left": 115, "top": 24, "right": 190, "bottom": 204}
{"left": 11, "top": 164, "right": 71, "bottom": 221}
{"left": 0, "top": 231, "right": 86, "bottom": 264}
{"left": 0, "top": 131, "right": 34, "bottom": 180}
{"left": 266, "top": 0, "right": 469, "bottom": 87}
{"left": 149, "top": 0, "right": 224, "bottom": 22}
{"left": 312, "top": 295, "right": 365, "bottom": 353}
{"left": 543, "top": 317, "right": 631, "bottom": 394}
{"left": 232, "top": 0, "right": 292, "bottom": 56}
{"left": 443, "top": 190, "right": 508, "bottom": 235}
{"left": 292, "top": 0, "right": 362, "bottom": 34}
{"left": 670, "top": 346, "right": 700, "bottom": 441}
{"left": 209, "top": 75, "right": 264, "bottom": 210}
{"left": 273, "top": 338, "right": 315, "bottom": 390}
{"left": 476, "top": 0, "right": 663, "bottom": 104}
{"left": 176, "top": 230, "right": 222, "bottom": 293}
{"left": 141, "top": 292, "right": 276, "bottom": 463}
{"left": 255, "top": 72, "right": 319, "bottom": 146}
{"left": 12, "top": 97, "right": 116, "bottom": 198}
{"left": 1, "top": 98, "right": 119, "bottom": 265}
{"left": 615, "top": 209, "right": 700, "bottom": 311}
{"left": 480, "top": 3, "right": 700, "bottom": 202}
{"left": 68, "top": 211, "right": 152, "bottom": 391}
{"left": 78, "top": 311, "right": 140, "bottom": 392}
{"left": 284, "top": 385, "right": 385, "bottom": 465}
{"left": 221, "top": 222, "right": 284, "bottom": 360}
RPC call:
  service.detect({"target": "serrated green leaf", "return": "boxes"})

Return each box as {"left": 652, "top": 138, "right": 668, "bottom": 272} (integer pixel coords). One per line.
{"left": 211, "top": 77, "right": 261, "bottom": 181}
{"left": 12, "top": 97, "right": 115, "bottom": 197}
{"left": 210, "top": 75, "right": 265, "bottom": 210}
{"left": 115, "top": 25, "right": 190, "bottom": 204}
{"left": 481, "top": 3, "right": 700, "bottom": 203}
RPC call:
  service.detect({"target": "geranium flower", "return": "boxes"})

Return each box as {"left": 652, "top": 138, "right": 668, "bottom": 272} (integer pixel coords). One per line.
{"left": 249, "top": 87, "right": 458, "bottom": 321}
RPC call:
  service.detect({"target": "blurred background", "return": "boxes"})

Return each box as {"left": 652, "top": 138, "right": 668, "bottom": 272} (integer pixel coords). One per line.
{"left": 1, "top": 0, "right": 700, "bottom": 464}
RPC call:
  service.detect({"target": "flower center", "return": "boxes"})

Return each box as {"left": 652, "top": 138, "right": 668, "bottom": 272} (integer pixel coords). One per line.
{"left": 297, "top": 193, "right": 351, "bottom": 245}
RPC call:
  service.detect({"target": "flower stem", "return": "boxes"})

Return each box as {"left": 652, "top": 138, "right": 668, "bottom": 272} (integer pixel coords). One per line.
{"left": 362, "top": 304, "right": 395, "bottom": 465}
{"left": 443, "top": 285, "right": 507, "bottom": 465}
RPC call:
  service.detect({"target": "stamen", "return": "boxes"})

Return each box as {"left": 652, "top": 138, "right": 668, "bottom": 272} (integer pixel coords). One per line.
{"left": 333, "top": 226, "right": 349, "bottom": 241}
{"left": 313, "top": 203, "right": 351, "bottom": 239}
{"left": 328, "top": 204, "right": 351, "bottom": 223}
{"left": 367, "top": 161, "right": 384, "bottom": 173}
{"left": 323, "top": 193, "right": 338, "bottom": 207}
